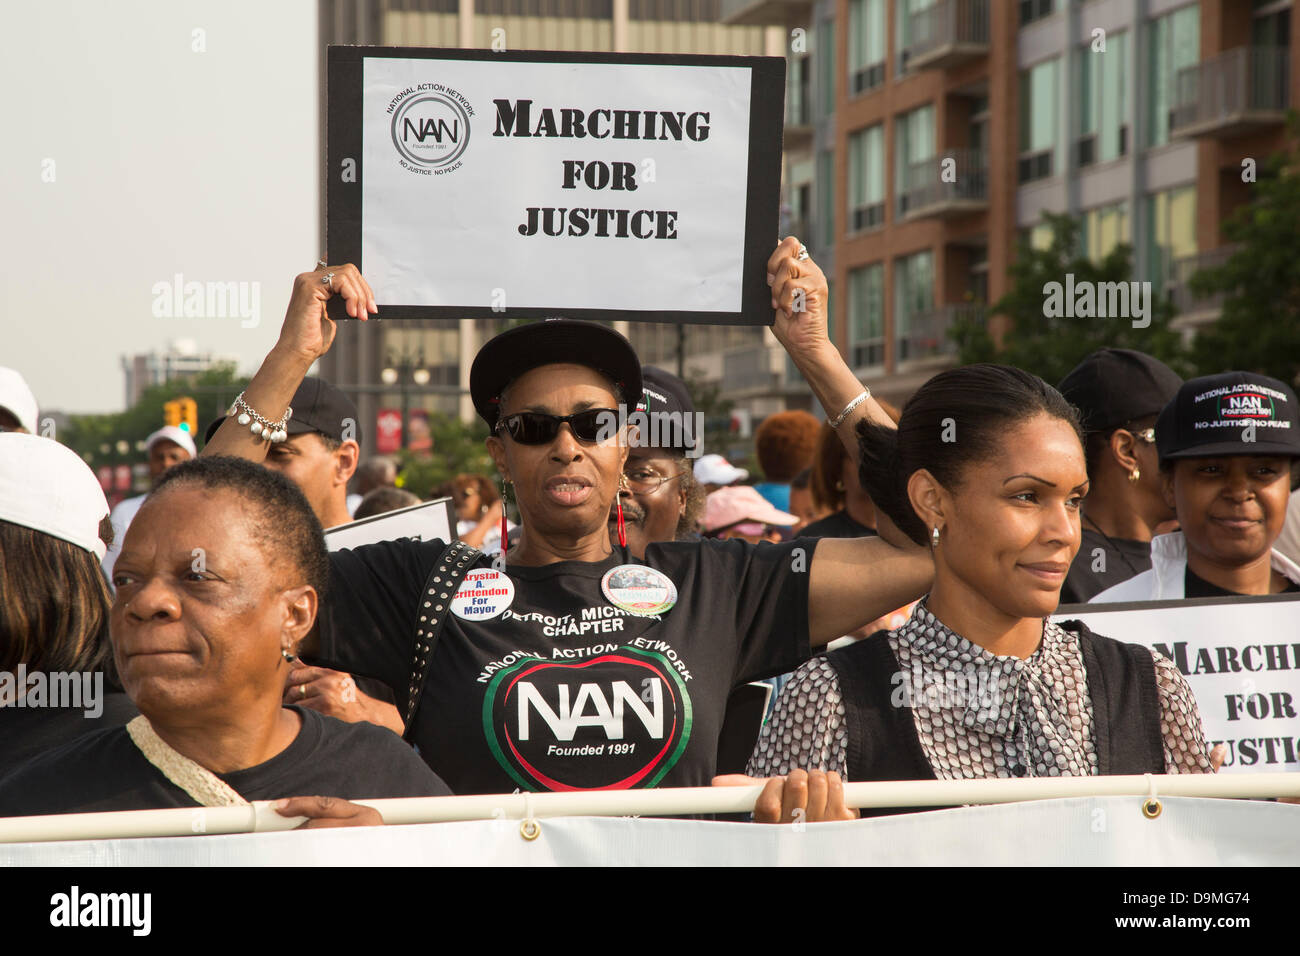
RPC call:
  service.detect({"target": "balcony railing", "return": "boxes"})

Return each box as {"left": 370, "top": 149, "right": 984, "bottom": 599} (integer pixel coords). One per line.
{"left": 898, "top": 149, "right": 988, "bottom": 221}
{"left": 1168, "top": 245, "right": 1240, "bottom": 318}
{"left": 1170, "top": 46, "right": 1289, "bottom": 140}
{"left": 897, "top": 303, "right": 984, "bottom": 363}
{"left": 719, "top": 0, "right": 812, "bottom": 26}
{"left": 901, "top": 0, "right": 989, "bottom": 72}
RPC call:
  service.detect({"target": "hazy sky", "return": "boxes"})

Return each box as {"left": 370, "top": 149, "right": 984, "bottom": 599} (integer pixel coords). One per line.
{"left": 2, "top": 0, "right": 319, "bottom": 414}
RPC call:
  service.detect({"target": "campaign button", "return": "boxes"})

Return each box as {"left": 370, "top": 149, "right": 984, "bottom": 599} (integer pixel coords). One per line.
{"left": 601, "top": 564, "right": 677, "bottom": 616}
{"left": 451, "top": 568, "right": 515, "bottom": 621}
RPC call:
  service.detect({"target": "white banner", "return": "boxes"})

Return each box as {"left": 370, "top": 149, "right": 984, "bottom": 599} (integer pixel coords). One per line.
{"left": 3, "top": 798, "right": 1297, "bottom": 866}
{"left": 1053, "top": 595, "right": 1300, "bottom": 773}
{"left": 323, "top": 496, "right": 455, "bottom": 551}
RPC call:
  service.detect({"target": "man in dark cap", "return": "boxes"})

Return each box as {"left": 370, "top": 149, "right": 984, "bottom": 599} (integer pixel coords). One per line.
{"left": 609, "top": 366, "right": 706, "bottom": 556}
{"left": 207, "top": 377, "right": 361, "bottom": 530}
{"left": 1057, "top": 349, "right": 1183, "bottom": 603}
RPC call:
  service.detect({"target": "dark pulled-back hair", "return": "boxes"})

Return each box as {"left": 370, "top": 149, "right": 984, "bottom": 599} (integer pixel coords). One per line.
{"left": 151, "top": 456, "right": 330, "bottom": 600}
{"left": 856, "top": 364, "right": 1084, "bottom": 546}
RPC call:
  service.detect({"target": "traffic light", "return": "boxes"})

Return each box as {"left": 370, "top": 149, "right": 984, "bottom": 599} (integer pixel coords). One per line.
{"left": 163, "top": 397, "right": 198, "bottom": 435}
{"left": 177, "top": 397, "right": 198, "bottom": 435}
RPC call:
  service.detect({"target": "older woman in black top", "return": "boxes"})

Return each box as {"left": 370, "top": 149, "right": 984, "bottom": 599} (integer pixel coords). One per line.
{"left": 746, "top": 365, "right": 1220, "bottom": 821}
{"left": 203, "top": 241, "right": 935, "bottom": 795}
{"left": 0, "top": 457, "right": 449, "bottom": 821}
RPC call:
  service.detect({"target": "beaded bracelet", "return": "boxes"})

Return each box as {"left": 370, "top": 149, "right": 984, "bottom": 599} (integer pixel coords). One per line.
{"left": 231, "top": 392, "right": 293, "bottom": 443}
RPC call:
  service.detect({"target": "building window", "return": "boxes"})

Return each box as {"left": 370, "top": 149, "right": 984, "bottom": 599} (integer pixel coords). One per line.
{"left": 848, "top": 124, "right": 886, "bottom": 232}
{"left": 1146, "top": 4, "right": 1199, "bottom": 148}
{"left": 1019, "top": 58, "right": 1059, "bottom": 182}
{"left": 895, "top": 0, "right": 931, "bottom": 75}
{"left": 817, "top": 17, "right": 836, "bottom": 117}
{"left": 1076, "top": 31, "right": 1129, "bottom": 167}
{"left": 1019, "top": 0, "right": 1055, "bottom": 27}
{"left": 788, "top": 53, "right": 811, "bottom": 127}
{"left": 850, "top": 0, "right": 887, "bottom": 94}
{"left": 817, "top": 149, "right": 835, "bottom": 251}
{"left": 848, "top": 263, "right": 885, "bottom": 369}
{"left": 1079, "top": 202, "right": 1130, "bottom": 262}
{"left": 894, "top": 104, "right": 935, "bottom": 217}
{"left": 894, "top": 250, "right": 935, "bottom": 363}
{"left": 1145, "top": 186, "right": 1197, "bottom": 286}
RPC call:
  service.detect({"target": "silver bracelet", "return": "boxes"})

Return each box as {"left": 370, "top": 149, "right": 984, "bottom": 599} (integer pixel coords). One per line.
{"left": 829, "top": 389, "right": 870, "bottom": 429}
{"left": 232, "top": 391, "right": 293, "bottom": 443}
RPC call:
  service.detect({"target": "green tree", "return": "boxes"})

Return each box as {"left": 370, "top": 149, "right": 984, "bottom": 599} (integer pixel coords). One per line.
{"left": 63, "top": 363, "right": 250, "bottom": 467}
{"left": 393, "top": 412, "right": 495, "bottom": 500}
{"left": 1187, "top": 116, "right": 1300, "bottom": 385}
{"left": 953, "top": 212, "right": 1187, "bottom": 386}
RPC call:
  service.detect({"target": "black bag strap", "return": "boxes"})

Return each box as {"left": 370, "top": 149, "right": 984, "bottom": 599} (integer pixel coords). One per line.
{"left": 403, "top": 540, "right": 482, "bottom": 740}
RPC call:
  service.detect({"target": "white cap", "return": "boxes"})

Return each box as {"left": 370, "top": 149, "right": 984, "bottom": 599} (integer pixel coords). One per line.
{"left": 146, "top": 425, "right": 197, "bottom": 458}
{"left": 694, "top": 453, "right": 748, "bottom": 486}
{"left": 0, "top": 434, "right": 110, "bottom": 559}
{"left": 0, "top": 367, "right": 38, "bottom": 433}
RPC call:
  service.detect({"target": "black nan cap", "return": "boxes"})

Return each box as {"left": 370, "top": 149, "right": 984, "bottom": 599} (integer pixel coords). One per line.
{"left": 470, "top": 319, "right": 643, "bottom": 428}
{"left": 1058, "top": 348, "right": 1183, "bottom": 435}
{"left": 636, "top": 366, "right": 698, "bottom": 455}
{"left": 1156, "top": 372, "right": 1300, "bottom": 486}
{"left": 205, "top": 377, "right": 361, "bottom": 446}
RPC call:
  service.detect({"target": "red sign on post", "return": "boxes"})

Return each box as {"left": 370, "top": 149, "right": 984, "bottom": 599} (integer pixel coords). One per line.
{"left": 375, "top": 408, "right": 403, "bottom": 454}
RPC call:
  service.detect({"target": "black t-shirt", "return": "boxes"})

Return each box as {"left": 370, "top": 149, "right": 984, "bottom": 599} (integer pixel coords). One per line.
{"left": 1059, "top": 528, "right": 1152, "bottom": 605}
{"left": 0, "top": 706, "right": 450, "bottom": 816}
{"left": 316, "top": 536, "right": 816, "bottom": 794}
{"left": 800, "top": 510, "right": 877, "bottom": 540}
{"left": 0, "top": 689, "right": 138, "bottom": 777}
{"left": 1185, "top": 567, "right": 1300, "bottom": 599}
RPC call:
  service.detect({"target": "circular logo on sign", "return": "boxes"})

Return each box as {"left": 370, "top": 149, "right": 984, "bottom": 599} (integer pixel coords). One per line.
{"left": 601, "top": 564, "right": 677, "bottom": 616}
{"left": 451, "top": 568, "right": 514, "bottom": 621}
{"left": 390, "top": 92, "right": 471, "bottom": 169}
{"left": 482, "top": 645, "right": 693, "bottom": 791}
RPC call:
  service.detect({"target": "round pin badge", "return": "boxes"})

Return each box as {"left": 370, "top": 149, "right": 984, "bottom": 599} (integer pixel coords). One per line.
{"left": 451, "top": 568, "right": 515, "bottom": 621}
{"left": 601, "top": 564, "right": 677, "bottom": 616}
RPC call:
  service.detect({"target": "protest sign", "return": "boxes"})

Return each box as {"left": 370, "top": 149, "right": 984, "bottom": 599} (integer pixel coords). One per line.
{"left": 327, "top": 46, "right": 785, "bottom": 324}
{"left": 323, "top": 497, "right": 456, "bottom": 552}
{"left": 1054, "top": 594, "right": 1300, "bottom": 772}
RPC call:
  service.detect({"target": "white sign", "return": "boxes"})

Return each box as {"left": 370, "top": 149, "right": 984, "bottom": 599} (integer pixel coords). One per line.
{"left": 1054, "top": 595, "right": 1300, "bottom": 773}
{"left": 330, "top": 48, "right": 784, "bottom": 324}
{"left": 324, "top": 497, "right": 455, "bottom": 552}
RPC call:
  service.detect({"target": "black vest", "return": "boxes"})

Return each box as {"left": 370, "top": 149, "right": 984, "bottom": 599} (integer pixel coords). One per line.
{"left": 825, "top": 620, "right": 1165, "bottom": 816}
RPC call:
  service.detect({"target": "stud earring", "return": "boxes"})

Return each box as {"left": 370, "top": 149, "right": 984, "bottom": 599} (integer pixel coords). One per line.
{"left": 1129, "top": 467, "right": 1141, "bottom": 483}
{"left": 282, "top": 648, "right": 297, "bottom": 663}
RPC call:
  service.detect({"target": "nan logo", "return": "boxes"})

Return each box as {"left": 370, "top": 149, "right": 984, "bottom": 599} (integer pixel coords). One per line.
{"left": 388, "top": 83, "right": 474, "bottom": 176}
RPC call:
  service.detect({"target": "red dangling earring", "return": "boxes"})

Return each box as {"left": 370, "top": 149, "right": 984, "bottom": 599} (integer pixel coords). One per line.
{"left": 616, "top": 496, "right": 627, "bottom": 548}
{"left": 500, "top": 479, "right": 511, "bottom": 549}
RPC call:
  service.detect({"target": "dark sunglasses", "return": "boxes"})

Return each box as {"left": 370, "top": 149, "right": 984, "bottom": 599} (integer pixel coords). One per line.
{"left": 495, "top": 409, "right": 618, "bottom": 445}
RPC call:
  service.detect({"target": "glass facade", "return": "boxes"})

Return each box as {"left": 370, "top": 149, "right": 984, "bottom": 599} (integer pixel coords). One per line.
{"left": 848, "top": 123, "right": 885, "bottom": 232}
{"left": 894, "top": 250, "right": 934, "bottom": 362}
{"left": 817, "top": 148, "right": 835, "bottom": 251}
{"left": 1146, "top": 4, "right": 1199, "bottom": 148}
{"left": 1077, "top": 30, "right": 1129, "bottom": 166}
{"left": 1145, "top": 186, "right": 1197, "bottom": 285}
{"left": 894, "top": 103, "right": 935, "bottom": 213}
{"left": 1019, "top": 58, "right": 1060, "bottom": 181}
{"left": 1079, "top": 202, "right": 1130, "bottom": 262}
{"left": 849, "top": 0, "right": 887, "bottom": 93}
{"left": 817, "top": 16, "right": 836, "bottom": 117}
{"left": 848, "top": 263, "right": 885, "bottom": 368}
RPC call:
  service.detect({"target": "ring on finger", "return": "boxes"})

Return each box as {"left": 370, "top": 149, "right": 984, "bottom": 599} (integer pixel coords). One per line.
{"left": 317, "top": 257, "right": 327, "bottom": 268}
{"left": 796, "top": 246, "right": 810, "bottom": 261}
{"left": 322, "top": 272, "right": 335, "bottom": 290}
{"left": 298, "top": 683, "right": 309, "bottom": 699}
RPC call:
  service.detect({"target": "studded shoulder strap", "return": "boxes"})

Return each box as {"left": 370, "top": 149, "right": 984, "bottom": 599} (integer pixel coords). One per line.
{"left": 403, "top": 540, "right": 481, "bottom": 741}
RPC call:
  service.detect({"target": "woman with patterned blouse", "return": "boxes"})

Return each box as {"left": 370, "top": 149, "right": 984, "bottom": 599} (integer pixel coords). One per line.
{"left": 746, "top": 365, "right": 1220, "bottom": 820}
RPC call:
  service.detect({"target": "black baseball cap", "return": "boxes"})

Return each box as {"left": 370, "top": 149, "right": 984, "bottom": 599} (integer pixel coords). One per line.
{"left": 636, "top": 366, "right": 697, "bottom": 455}
{"left": 204, "top": 377, "right": 361, "bottom": 445}
{"left": 1156, "top": 371, "right": 1300, "bottom": 485}
{"left": 470, "top": 319, "right": 643, "bottom": 428}
{"left": 1058, "top": 349, "right": 1183, "bottom": 434}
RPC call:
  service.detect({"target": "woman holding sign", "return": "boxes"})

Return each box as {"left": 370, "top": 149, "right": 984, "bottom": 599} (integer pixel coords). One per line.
{"left": 741, "top": 364, "right": 1223, "bottom": 823}
{"left": 203, "top": 240, "right": 934, "bottom": 795}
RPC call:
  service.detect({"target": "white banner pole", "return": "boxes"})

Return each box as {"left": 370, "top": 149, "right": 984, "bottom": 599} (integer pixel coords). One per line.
{"left": 3, "top": 773, "right": 1298, "bottom": 844}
